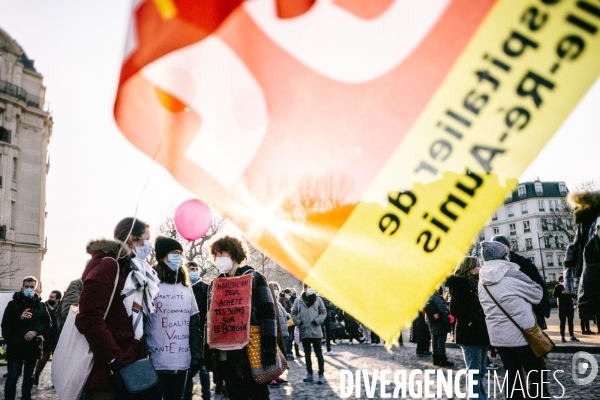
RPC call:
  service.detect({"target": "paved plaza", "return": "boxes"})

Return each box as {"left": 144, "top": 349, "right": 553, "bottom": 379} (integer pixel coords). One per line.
{"left": 1, "top": 310, "right": 599, "bottom": 399}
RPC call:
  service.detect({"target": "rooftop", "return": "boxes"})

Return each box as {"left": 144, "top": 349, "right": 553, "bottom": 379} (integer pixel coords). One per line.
{"left": 505, "top": 180, "right": 567, "bottom": 204}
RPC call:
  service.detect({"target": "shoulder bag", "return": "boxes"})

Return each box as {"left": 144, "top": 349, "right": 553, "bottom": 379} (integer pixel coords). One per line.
{"left": 51, "top": 257, "right": 120, "bottom": 400}
{"left": 109, "top": 356, "right": 158, "bottom": 396}
{"left": 247, "top": 325, "right": 288, "bottom": 384}
{"left": 483, "top": 285, "right": 554, "bottom": 357}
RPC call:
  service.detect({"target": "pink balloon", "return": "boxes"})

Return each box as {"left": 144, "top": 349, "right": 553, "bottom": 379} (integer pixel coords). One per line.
{"left": 174, "top": 199, "right": 213, "bottom": 241}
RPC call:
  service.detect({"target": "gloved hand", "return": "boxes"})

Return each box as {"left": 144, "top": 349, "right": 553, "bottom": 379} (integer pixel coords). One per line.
{"left": 311, "top": 321, "right": 319, "bottom": 326}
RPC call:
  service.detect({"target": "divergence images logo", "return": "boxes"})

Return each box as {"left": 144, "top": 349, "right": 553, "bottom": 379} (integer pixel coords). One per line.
{"left": 572, "top": 351, "right": 598, "bottom": 385}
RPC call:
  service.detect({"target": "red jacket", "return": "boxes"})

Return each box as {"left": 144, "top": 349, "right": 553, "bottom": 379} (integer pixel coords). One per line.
{"left": 75, "top": 239, "right": 146, "bottom": 391}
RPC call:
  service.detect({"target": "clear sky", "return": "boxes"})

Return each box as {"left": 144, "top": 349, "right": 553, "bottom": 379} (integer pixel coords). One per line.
{"left": 0, "top": 1, "right": 598, "bottom": 293}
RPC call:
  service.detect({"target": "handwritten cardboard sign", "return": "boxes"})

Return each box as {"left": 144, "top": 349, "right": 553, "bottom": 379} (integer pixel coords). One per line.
{"left": 207, "top": 274, "right": 252, "bottom": 350}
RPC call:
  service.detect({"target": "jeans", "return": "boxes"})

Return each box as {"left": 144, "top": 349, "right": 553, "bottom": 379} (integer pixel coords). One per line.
{"left": 150, "top": 370, "right": 190, "bottom": 400}
{"left": 323, "top": 315, "right": 332, "bottom": 351}
{"left": 460, "top": 344, "right": 488, "bottom": 400}
{"left": 183, "top": 365, "right": 211, "bottom": 400}
{"left": 5, "top": 358, "right": 37, "bottom": 400}
{"left": 301, "top": 338, "right": 324, "bottom": 375}
{"left": 496, "top": 345, "right": 548, "bottom": 400}
{"left": 285, "top": 328, "right": 294, "bottom": 355}
{"left": 431, "top": 334, "right": 447, "bottom": 356}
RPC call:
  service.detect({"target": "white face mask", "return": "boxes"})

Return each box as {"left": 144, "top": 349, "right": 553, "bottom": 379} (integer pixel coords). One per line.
{"left": 306, "top": 288, "right": 315, "bottom": 296}
{"left": 285, "top": 295, "right": 291, "bottom": 299}
{"left": 216, "top": 257, "right": 233, "bottom": 274}
{"left": 135, "top": 240, "right": 153, "bottom": 260}
{"left": 274, "top": 290, "right": 279, "bottom": 297}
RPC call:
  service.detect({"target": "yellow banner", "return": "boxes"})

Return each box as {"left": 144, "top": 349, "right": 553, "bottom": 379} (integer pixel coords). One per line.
{"left": 307, "top": 0, "right": 600, "bottom": 342}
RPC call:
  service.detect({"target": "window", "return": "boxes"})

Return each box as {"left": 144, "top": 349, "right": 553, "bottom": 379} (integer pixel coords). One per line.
{"left": 493, "top": 227, "right": 500, "bottom": 235}
{"left": 525, "top": 238, "right": 533, "bottom": 250}
{"left": 521, "top": 203, "right": 528, "bottom": 214}
{"left": 507, "top": 206, "right": 514, "bottom": 217}
{"left": 546, "top": 253, "right": 554, "bottom": 267}
{"left": 12, "top": 157, "right": 17, "bottom": 182}
{"left": 535, "top": 182, "right": 543, "bottom": 195}
{"left": 538, "top": 201, "right": 545, "bottom": 212}
{"left": 558, "top": 254, "right": 564, "bottom": 267}
{"left": 549, "top": 201, "right": 554, "bottom": 211}
{"left": 523, "top": 220, "right": 531, "bottom": 233}
{"left": 554, "top": 200, "right": 561, "bottom": 211}
{"left": 518, "top": 185, "right": 526, "bottom": 197}
{"left": 491, "top": 211, "right": 497, "bottom": 221}
{"left": 541, "top": 218, "right": 548, "bottom": 231}
{"left": 479, "top": 231, "right": 485, "bottom": 240}
{"left": 555, "top": 236, "right": 560, "bottom": 248}
{"left": 559, "top": 183, "right": 567, "bottom": 195}
{"left": 10, "top": 201, "right": 14, "bottom": 229}
{"left": 544, "top": 236, "right": 551, "bottom": 248}
{"left": 549, "top": 273, "right": 556, "bottom": 282}
{"left": 511, "top": 240, "right": 518, "bottom": 251}
{"left": 509, "top": 223, "right": 517, "bottom": 236}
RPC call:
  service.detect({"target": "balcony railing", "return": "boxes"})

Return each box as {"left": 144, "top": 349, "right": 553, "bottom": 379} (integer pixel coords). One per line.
{"left": 0, "top": 79, "right": 43, "bottom": 109}
{"left": 0, "top": 127, "right": 10, "bottom": 143}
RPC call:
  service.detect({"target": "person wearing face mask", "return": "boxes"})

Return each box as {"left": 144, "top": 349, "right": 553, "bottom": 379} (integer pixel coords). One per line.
{"left": 492, "top": 235, "right": 550, "bottom": 330}
{"left": 279, "top": 289, "right": 294, "bottom": 360}
{"left": 32, "top": 290, "right": 62, "bottom": 385}
{"left": 291, "top": 284, "right": 327, "bottom": 385}
{"left": 76, "top": 217, "right": 159, "bottom": 399}
{"left": 183, "top": 261, "right": 211, "bottom": 400}
{"left": 145, "top": 237, "right": 203, "bottom": 400}
{"left": 208, "top": 236, "right": 277, "bottom": 400}
{"left": 1, "top": 276, "right": 51, "bottom": 400}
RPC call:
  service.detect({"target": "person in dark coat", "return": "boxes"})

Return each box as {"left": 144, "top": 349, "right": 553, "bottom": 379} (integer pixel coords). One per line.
{"left": 553, "top": 275, "right": 579, "bottom": 342}
{"left": 33, "top": 290, "right": 62, "bottom": 385}
{"left": 411, "top": 311, "right": 431, "bottom": 356}
{"left": 447, "top": 256, "right": 490, "bottom": 400}
{"left": 424, "top": 287, "right": 453, "bottom": 367}
{"left": 1, "top": 276, "right": 51, "bottom": 400}
{"left": 288, "top": 289, "right": 300, "bottom": 357}
{"left": 209, "top": 236, "right": 277, "bottom": 400}
{"left": 492, "top": 235, "right": 551, "bottom": 329}
{"left": 184, "top": 261, "right": 211, "bottom": 400}
{"left": 75, "top": 218, "right": 156, "bottom": 399}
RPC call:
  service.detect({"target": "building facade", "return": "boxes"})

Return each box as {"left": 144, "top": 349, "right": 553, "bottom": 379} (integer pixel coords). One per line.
{"left": 0, "top": 28, "right": 52, "bottom": 290}
{"left": 479, "top": 180, "right": 572, "bottom": 283}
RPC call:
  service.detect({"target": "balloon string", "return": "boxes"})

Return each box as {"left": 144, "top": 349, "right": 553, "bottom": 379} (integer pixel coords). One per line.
{"left": 116, "top": 112, "right": 173, "bottom": 260}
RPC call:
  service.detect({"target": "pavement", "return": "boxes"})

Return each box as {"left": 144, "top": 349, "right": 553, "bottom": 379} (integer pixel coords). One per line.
{"left": 1, "top": 311, "right": 599, "bottom": 399}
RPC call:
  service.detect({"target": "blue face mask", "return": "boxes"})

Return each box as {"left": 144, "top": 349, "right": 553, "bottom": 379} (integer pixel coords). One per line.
{"left": 135, "top": 240, "right": 153, "bottom": 261}
{"left": 23, "top": 288, "right": 35, "bottom": 298}
{"left": 165, "top": 253, "right": 183, "bottom": 271}
{"left": 189, "top": 272, "right": 200, "bottom": 282}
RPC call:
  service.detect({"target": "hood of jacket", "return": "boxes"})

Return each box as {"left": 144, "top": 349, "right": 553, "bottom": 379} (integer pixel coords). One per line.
{"left": 446, "top": 275, "right": 475, "bottom": 292}
{"left": 86, "top": 238, "right": 127, "bottom": 256}
{"left": 479, "top": 259, "right": 520, "bottom": 286}
{"left": 567, "top": 190, "right": 600, "bottom": 224}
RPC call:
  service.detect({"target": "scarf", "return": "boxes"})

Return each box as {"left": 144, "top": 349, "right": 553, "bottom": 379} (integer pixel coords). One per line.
{"left": 302, "top": 292, "right": 317, "bottom": 308}
{"left": 121, "top": 256, "right": 159, "bottom": 339}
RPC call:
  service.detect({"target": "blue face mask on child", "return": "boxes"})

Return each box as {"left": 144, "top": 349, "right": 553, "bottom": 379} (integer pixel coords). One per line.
{"left": 23, "top": 288, "right": 35, "bottom": 298}
{"left": 166, "top": 253, "right": 183, "bottom": 271}
{"left": 189, "top": 272, "right": 200, "bottom": 282}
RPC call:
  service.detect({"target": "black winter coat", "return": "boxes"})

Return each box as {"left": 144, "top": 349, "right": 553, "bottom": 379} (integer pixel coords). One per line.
{"left": 410, "top": 311, "right": 430, "bottom": 344}
{"left": 510, "top": 251, "right": 550, "bottom": 329}
{"left": 191, "top": 279, "right": 209, "bottom": 362}
{"left": 1, "top": 292, "right": 51, "bottom": 361}
{"left": 43, "top": 303, "right": 60, "bottom": 352}
{"left": 446, "top": 276, "right": 490, "bottom": 346}
{"left": 424, "top": 292, "right": 451, "bottom": 336}
{"left": 553, "top": 283, "right": 576, "bottom": 313}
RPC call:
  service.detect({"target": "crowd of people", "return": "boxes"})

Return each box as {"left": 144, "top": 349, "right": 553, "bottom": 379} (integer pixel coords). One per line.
{"left": 0, "top": 188, "right": 598, "bottom": 400}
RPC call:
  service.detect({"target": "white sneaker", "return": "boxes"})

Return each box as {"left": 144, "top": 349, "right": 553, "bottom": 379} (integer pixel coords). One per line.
{"left": 325, "top": 351, "right": 338, "bottom": 356}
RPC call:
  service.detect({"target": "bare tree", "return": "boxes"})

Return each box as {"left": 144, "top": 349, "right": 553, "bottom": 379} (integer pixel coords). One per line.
{"left": 244, "top": 239, "right": 302, "bottom": 289}
{"left": 151, "top": 207, "right": 228, "bottom": 280}
{"left": 0, "top": 248, "right": 22, "bottom": 289}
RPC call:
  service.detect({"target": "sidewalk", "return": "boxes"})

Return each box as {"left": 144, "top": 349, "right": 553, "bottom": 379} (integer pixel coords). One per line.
{"left": 447, "top": 308, "right": 600, "bottom": 353}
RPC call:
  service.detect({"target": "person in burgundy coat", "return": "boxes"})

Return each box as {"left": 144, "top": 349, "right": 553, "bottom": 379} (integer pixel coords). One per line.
{"left": 75, "top": 218, "right": 154, "bottom": 400}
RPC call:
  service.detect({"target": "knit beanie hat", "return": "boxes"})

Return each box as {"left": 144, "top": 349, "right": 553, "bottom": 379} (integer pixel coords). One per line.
{"left": 480, "top": 241, "right": 508, "bottom": 261}
{"left": 155, "top": 236, "right": 183, "bottom": 261}
{"left": 491, "top": 234, "right": 511, "bottom": 249}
